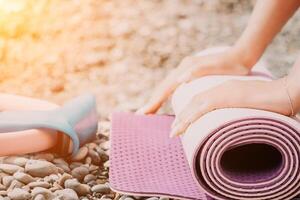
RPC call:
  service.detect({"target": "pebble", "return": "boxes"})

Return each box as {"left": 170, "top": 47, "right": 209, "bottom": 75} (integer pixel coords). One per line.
{"left": 146, "top": 198, "right": 159, "bottom": 200}
{"left": 72, "top": 147, "right": 88, "bottom": 161}
{"left": 100, "top": 141, "right": 110, "bottom": 150}
{"left": 84, "top": 157, "right": 92, "bottom": 165}
{"left": 32, "top": 154, "right": 54, "bottom": 162}
{"left": 58, "top": 173, "right": 72, "bottom": 187}
{"left": 13, "top": 172, "right": 35, "bottom": 184}
{"left": 2, "top": 176, "right": 14, "bottom": 188}
{"left": 33, "top": 194, "right": 46, "bottom": 200}
{"left": 103, "top": 160, "right": 110, "bottom": 168}
{"left": 69, "top": 163, "right": 82, "bottom": 170}
{"left": 50, "top": 182, "right": 63, "bottom": 192}
{"left": 0, "top": 164, "right": 24, "bottom": 175}
{"left": 54, "top": 189, "right": 79, "bottom": 200}
{"left": 0, "top": 172, "right": 7, "bottom": 182}
{"left": 0, "top": 196, "right": 9, "bottom": 200}
{"left": 0, "top": 184, "right": 5, "bottom": 190}
{"left": 88, "top": 149, "right": 101, "bottom": 165}
{"left": 124, "top": 197, "right": 135, "bottom": 200}
{"left": 87, "top": 143, "right": 97, "bottom": 150}
{"left": 91, "top": 183, "right": 110, "bottom": 193}
{"left": 71, "top": 166, "right": 89, "bottom": 181}
{"left": 25, "top": 160, "right": 58, "bottom": 177}
{"left": 83, "top": 174, "right": 96, "bottom": 184}
{"left": 31, "top": 187, "right": 53, "bottom": 199}
{"left": 159, "top": 197, "right": 169, "bottom": 200}
{"left": 28, "top": 181, "right": 51, "bottom": 189}
{"left": 44, "top": 174, "right": 59, "bottom": 183}
{"left": 3, "top": 157, "right": 28, "bottom": 167}
{"left": 55, "top": 163, "right": 71, "bottom": 173}
{"left": 89, "top": 165, "right": 98, "bottom": 172}
{"left": 96, "top": 148, "right": 109, "bottom": 162}
{"left": 64, "top": 179, "right": 80, "bottom": 189}
{"left": 7, "top": 188, "right": 31, "bottom": 200}
{"left": 53, "top": 158, "right": 68, "bottom": 166}
{"left": 7, "top": 180, "right": 24, "bottom": 191}
{"left": 64, "top": 179, "right": 90, "bottom": 196}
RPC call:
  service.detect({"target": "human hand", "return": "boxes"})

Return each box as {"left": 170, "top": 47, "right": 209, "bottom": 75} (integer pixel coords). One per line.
{"left": 170, "top": 78, "right": 293, "bottom": 137}
{"left": 137, "top": 47, "right": 251, "bottom": 114}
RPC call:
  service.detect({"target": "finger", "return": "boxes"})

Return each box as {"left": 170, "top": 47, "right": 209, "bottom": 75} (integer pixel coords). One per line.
{"left": 170, "top": 104, "right": 198, "bottom": 137}
{"left": 137, "top": 78, "right": 180, "bottom": 114}
{"left": 170, "top": 102, "right": 213, "bottom": 137}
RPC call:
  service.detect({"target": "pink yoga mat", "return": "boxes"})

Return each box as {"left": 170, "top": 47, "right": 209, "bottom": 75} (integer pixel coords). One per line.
{"left": 110, "top": 49, "right": 300, "bottom": 200}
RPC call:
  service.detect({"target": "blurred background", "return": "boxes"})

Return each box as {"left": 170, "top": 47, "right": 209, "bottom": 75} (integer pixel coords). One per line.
{"left": 0, "top": 0, "right": 299, "bottom": 118}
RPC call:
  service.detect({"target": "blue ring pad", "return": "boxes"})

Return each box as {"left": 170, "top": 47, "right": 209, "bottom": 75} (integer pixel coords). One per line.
{"left": 0, "top": 94, "right": 98, "bottom": 156}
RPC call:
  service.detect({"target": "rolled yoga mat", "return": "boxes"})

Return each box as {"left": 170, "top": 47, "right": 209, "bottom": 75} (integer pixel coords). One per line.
{"left": 110, "top": 55, "right": 300, "bottom": 200}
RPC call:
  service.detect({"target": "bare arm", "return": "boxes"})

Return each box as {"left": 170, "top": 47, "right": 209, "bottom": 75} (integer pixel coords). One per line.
{"left": 138, "top": 0, "right": 300, "bottom": 114}
{"left": 234, "top": 0, "right": 300, "bottom": 68}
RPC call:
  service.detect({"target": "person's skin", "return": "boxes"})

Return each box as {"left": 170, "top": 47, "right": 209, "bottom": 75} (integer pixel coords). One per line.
{"left": 137, "top": 0, "right": 300, "bottom": 137}
{"left": 0, "top": 93, "right": 58, "bottom": 111}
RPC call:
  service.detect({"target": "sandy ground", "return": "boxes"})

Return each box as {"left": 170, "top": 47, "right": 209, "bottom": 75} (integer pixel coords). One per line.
{"left": 0, "top": 0, "right": 299, "bottom": 199}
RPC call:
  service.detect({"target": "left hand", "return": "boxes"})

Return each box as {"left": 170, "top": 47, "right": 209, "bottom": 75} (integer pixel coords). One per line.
{"left": 170, "top": 78, "right": 292, "bottom": 137}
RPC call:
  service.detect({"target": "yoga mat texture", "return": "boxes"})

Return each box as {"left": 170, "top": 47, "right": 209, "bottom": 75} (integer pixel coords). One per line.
{"left": 110, "top": 50, "right": 300, "bottom": 199}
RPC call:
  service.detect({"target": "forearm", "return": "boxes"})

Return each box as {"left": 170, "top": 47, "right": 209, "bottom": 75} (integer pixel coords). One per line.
{"left": 233, "top": 0, "right": 300, "bottom": 68}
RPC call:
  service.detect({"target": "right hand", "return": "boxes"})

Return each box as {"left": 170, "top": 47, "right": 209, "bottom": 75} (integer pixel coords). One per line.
{"left": 137, "top": 47, "right": 252, "bottom": 114}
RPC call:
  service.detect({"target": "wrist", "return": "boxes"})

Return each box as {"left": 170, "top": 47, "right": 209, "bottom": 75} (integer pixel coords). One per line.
{"left": 286, "top": 76, "right": 300, "bottom": 114}
{"left": 231, "top": 44, "right": 260, "bottom": 69}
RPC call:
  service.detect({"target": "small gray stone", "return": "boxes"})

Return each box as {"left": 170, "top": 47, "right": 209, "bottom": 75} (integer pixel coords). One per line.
{"left": 55, "top": 163, "right": 71, "bottom": 173}
{"left": 0, "top": 184, "right": 5, "bottom": 190}
{"left": 100, "top": 141, "right": 110, "bottom": 150}
{"left": 32, "top": 154, "right": 54, "bottom": 162}
{"left": 13, "top": 172, "right": 35, "bottom": 184}
{"left": 44, "top": 174, "right": 59, "bottom": 183}
{"left": 64, "top": 179, "right": 90, "bottom": 196}
{"left": 146, "top": 198, "right": 159, "bottom": 200}
{"left": 0, "top": 164, "right": 24, "bottom": 175}
{"left": 88, "top": 149, "right": 101, "bottom": 165}
{"left": 54, "top": 189, "right": 79, "bottom": 200}
{"left": 25, "top": 160, "right": 58, "bottom": 177}
{"left": 2, "top": 176, "right": 14, "bottom": 188}
{"left": 83, "top": 174, "right": 96, "bottom": 184}
{"left": 74, "top": 184, "right": 90, "bottom": 196}
{"left": 159, "top": 197, "right": 169, "bottom": 200}
{"left": 0, "top": 196, "right": 10, "bottom": 200}
{"left": 50, "top": 182, "right": 63, "bottom": 192}
{"left": 28, "top": 181, "right": 51, "bottom": 189}
{"left": 58, "top": 173, "right": 72, "bottom": 187}
{"left": 64, "top": 179, "right": 80, "bottom": 189}
{"left": 31, "top": 187, "right": 53, "bottom": 199}
{"left": 33, "top": 194, "right": 46, "bottom": 200}
{"left": 53, "top": 158, "right": 68, "bottom": 166}
{"left": 71, "top": 166, "right": 89, "bottom": 181}
{"left": 3, "top": 157, "right": 28, "bottom": 167}
{"left": 72, "top": 147, "right": 88, "bottom": 161}
{"left": 69, "top": 163, "right": 82, "bottom": 170}
{"left": 91, "top": 183, "right": 110, "bottom": 193}
{"left": 7, "top": 188, "right": 31, "bottom": 200}
{"left": 7, "top": 180, "right": 24, "bottom": 191}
